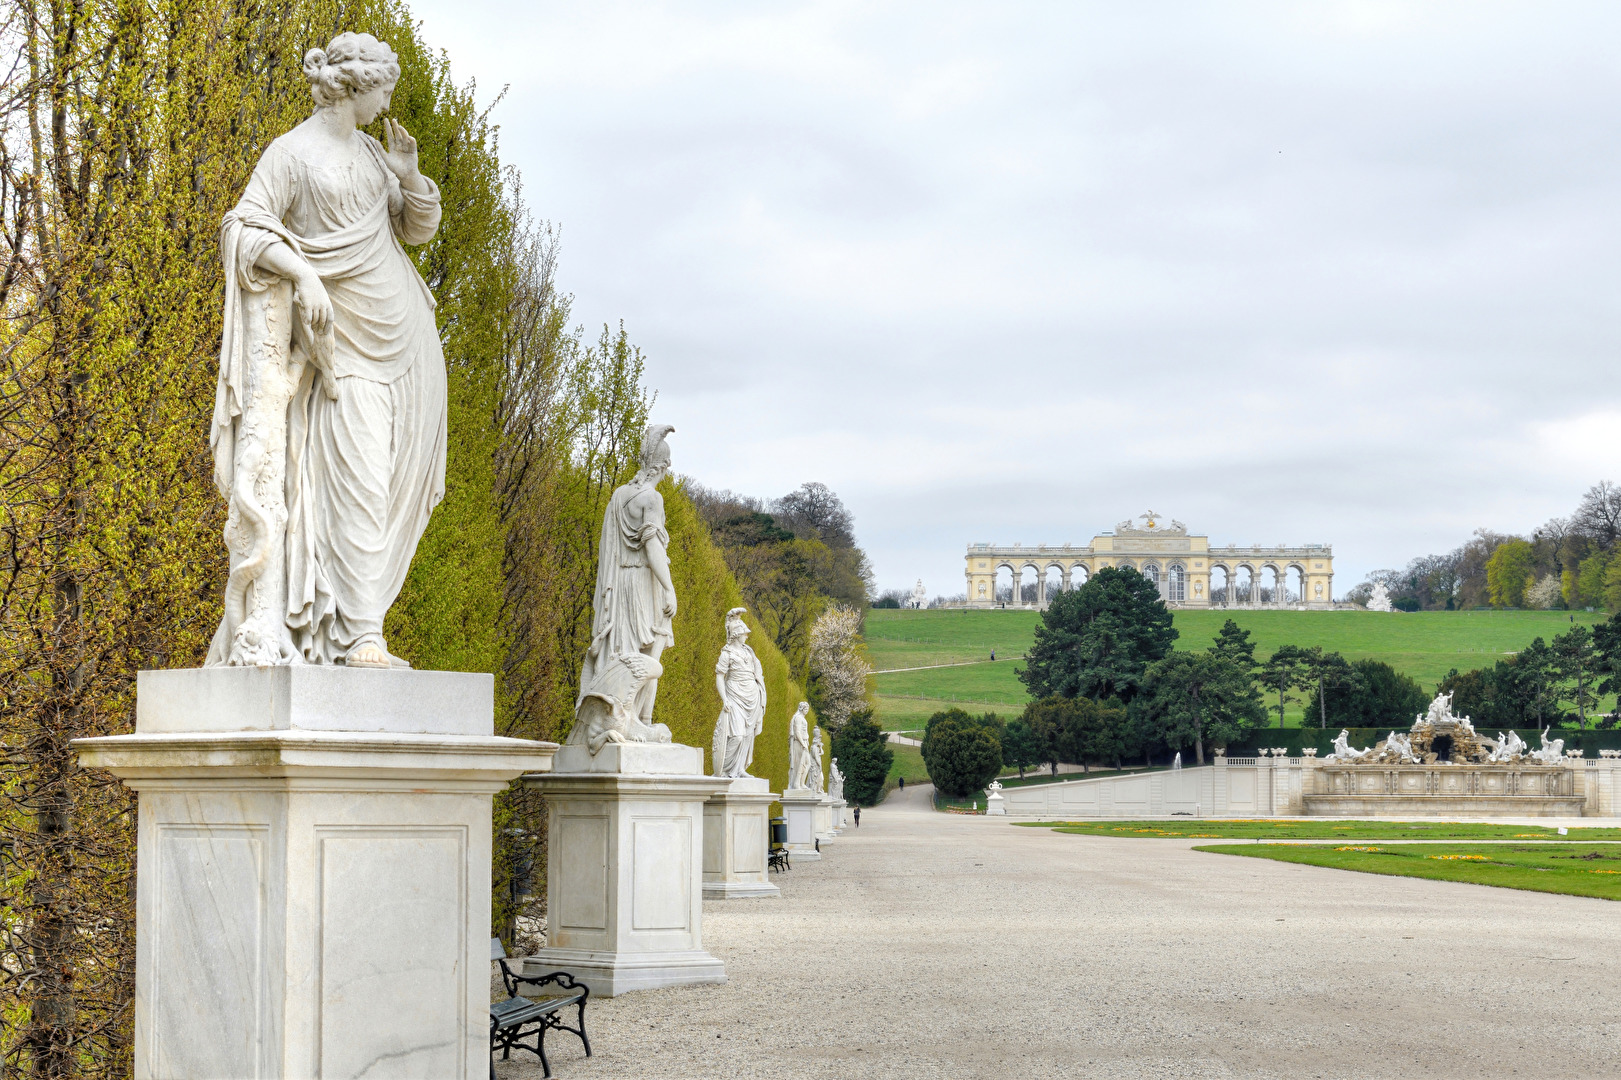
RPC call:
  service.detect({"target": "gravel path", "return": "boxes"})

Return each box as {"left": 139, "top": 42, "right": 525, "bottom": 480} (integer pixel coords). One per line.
{"left": 496, "top": 785, "right": 1621, "bottom": 1079}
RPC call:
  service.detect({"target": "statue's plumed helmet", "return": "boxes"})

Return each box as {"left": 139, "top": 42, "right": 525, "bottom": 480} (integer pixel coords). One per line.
{"left": 725, "top": 607, "right": 749, "bottom": 638}
{"left": 304, "top": 33, "right": 400, "bottom": 108}
{"left": 640, "top": 423, "right": 675, "bottom": 474}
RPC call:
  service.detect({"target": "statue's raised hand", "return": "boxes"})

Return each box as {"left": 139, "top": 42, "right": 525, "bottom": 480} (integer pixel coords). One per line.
{"left": 381, "top": 118, "right": 420, "bottom": 182}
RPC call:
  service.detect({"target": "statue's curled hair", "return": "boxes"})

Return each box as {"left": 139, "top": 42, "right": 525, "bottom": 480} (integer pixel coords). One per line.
{"left": 303, "top": 32, "right": 400, "bottom": 108}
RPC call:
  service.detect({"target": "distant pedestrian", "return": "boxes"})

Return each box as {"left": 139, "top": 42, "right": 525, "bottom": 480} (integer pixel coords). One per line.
{"left": 853, "top": 806, "right": 861, "bottom": 827}
{"left": 898, "top": 776, "right": 905, "bottom": 791}
{"left": 991, "top": 649, "right": 996, "bottom": 661}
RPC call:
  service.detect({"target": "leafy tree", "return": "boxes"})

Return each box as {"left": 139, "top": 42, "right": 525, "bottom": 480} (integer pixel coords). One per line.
{"left": 1437, "top": 638, "right": 1560, "bottom": 727}
{"left": 1551, "top": 624, "right": 1601, "bottom": 728}
{"left": 831, "top": 710, "right": 894, "bottom": 806}
{"left": 1131, "top": 652, "right": 1266, "bottom": 764}
{"left": 921, "top": 709, "right": 1004, "bottom": 797}
{"left": 1592, "top": 615, "right": 1621, "bottom": 725}
{"left": 1018, "top": 567, "right": 1177, "bottom": 703}
{"left": 1058, "top": 696, "right": 1134, "bottom": 771}
{"left": 806, "top": 605, "right": 871, "bottom": 731}
{"left": 1578, "top": 554, "right": 1611, "bottom": 609}
{"left": 999, "top": 718, "right": 1043, "bottom": 778}
{"left": 1258, "top": 645, "right": 1308, "bottom": 727}
{"left": 1293, "top": 647, "right": 1359, "bottom": 728}
{"left": 1024, "top": 699, "right": 1065, "bottom": 776}
{"left": 1486, "top": 539, "right": 1536, "bottom": 607}
{"left": 1303, "top": 659, "right": 1428, "bottom": 728}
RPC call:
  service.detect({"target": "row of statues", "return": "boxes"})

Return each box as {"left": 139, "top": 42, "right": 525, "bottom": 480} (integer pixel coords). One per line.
{"left": 200, "top": 30, "right": 838, "bottom": 794}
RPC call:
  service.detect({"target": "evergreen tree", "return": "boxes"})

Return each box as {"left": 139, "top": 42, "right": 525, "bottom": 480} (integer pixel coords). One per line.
{"left": 921, "top": 708, "right": 1004, "bottom": 797}
{"left": 1210, "top": 618, "right": 1258, "bottom": 673}
{"left": 1551, "top": 623, "right": 1600, "bottom": 728}
{"left": 1018, "top": 567, "right": 1177, "bottom": 704}
{"left": 1131, "top": 652, "right": 1266, "bottom": 764}
{"left": 1303, "top": 659, "right": 1428, "bottom": 729}
{"left": 999, "top": 718, "right": 1042, "bottom": 778}
{"left": 831, "top": 710, "right": 894, "bottom": 806}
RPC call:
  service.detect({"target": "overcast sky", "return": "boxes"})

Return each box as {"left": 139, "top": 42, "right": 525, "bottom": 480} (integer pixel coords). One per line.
{"left": 406, "top": 1, "right": 1621, "bottom": 599}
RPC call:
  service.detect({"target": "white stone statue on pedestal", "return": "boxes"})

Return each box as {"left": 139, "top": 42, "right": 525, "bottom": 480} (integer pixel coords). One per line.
{"left": 1366, "top": 582, "right": 1393, "bottom": 612}
{"left": 811, "top": 726, "right": 827, "bottom": 794}
{"left": 712, "top": 607, "right": 767, "bottom": 777}
{"left": 568, "top": 424, "right": 678, "bottom": 754}
{"left": 829, "top": 757, "right": 844, "bottom": 802}
{"left": 911, "top": 579, "right": 928, "bottom": 609}
{"left": 788, "top": 702, "right": 814, "bottom": 790}
{"left": 207, "top": 33, "right": 448, "bottom": 671}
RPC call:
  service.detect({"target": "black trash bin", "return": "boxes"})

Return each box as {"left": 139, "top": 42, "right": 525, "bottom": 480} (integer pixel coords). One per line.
{"left": 770, "top": 817, "right": 787, "bottom": 849}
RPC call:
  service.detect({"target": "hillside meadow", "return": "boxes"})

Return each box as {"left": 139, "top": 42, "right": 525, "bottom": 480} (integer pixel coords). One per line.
{"left": 866, "top": 607, "right": 1609, "bottom": 728}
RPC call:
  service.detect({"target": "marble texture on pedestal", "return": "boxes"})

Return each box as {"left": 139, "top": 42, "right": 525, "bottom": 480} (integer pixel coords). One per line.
{"left": 779, "top": 789, "right": 823, "bottom": 861}
{"left": 702, "top": 775, "right": 781, "bottom": 899}
{"left": 73, "top": 666, "right": 553, "bottom": 1080}
{"left": 522, "top": 742, "right": 730, "bottom": 995}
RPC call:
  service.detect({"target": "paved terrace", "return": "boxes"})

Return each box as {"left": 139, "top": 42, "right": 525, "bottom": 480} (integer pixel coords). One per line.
{"left": 498, "top": 785, "right": 1621, "bottom": 1080}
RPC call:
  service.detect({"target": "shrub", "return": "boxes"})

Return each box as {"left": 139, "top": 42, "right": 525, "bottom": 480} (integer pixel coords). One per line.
{"left": 922, "top": 709, "right": 1003, "bottom": 797}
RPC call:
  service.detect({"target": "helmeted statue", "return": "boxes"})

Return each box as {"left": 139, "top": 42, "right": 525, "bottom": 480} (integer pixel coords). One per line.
{"left": 712, "top": 607, "right": 767, "bottom": 777}
{"left": 788, "top": 702, "right": 813, "bottom": 790}
{"left": 207, "top": 32, "right": 447, "bottom": 669}
{"left": 829, "top": 757, "right": 844, "bottom": 802}
{"left": 567, "top": 423, "right": 678, "bottom": 753}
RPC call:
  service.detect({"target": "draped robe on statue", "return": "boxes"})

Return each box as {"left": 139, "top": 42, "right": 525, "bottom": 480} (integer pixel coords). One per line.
{"left": 578, "top": 477, "right": 674, "bottom": 714}
{"left": 207, "top": 133, "right": 447, "bottom": 665}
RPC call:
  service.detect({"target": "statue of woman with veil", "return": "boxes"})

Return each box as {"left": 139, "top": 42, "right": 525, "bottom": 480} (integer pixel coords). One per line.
{"left": 207, "top": 32, "right": 446, "bottom": 669}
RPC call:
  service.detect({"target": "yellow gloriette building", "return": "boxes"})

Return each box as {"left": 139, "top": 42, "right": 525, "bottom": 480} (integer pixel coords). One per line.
{"left": 964, "top": 512, "right": 1335, "bottom": 611}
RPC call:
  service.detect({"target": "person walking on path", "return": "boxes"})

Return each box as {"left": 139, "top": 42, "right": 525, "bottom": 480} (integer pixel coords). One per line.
{"left": 853, "top": 806, "right": 861, "bottom": 827}
{"left": 898, "top": 776, "right": 905, "bottom": 791}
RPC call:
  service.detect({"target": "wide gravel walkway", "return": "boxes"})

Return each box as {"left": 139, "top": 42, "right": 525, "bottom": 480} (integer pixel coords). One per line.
{"left": 497, "top": 785, "right": 1621, "bottom": 1079}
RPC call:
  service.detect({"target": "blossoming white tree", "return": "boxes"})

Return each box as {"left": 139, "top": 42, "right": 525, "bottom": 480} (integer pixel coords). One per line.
{"left": 808, "top": 605, "right": 872, "bottom": 731}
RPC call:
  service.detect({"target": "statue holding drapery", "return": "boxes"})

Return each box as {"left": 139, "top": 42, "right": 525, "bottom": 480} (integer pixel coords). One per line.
{"left": 567, "top": 424, "right": 679, "bottom": 753}
{"left": 712, "top": 607, "right": 767, "bottom": 777}
{"left": 207, "top": 32, "right": 447, "bottom": 669}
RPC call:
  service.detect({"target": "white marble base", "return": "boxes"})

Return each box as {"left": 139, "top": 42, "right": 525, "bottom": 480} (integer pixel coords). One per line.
{"left": 703, "top": 776, "right": 781, "bottom": 899}
{"left": 522, "top": 743, "right": 730, "bottom": 996}
{"left": 986, "top": 791, "right": 1006, "bottom": 815}
{"left": 73, "top": 666, "right": 554, "bottom": 1080}
{"left": 813, "top": 797, "right": 837, "bottom": 841}
{"left": 828, "top": 797, "right": 848, "bottom": 832}
{"left": 780, "top": 789, "right": 824, "bottom": 859}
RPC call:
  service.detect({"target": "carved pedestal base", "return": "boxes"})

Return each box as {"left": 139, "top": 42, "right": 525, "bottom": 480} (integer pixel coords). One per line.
{"left": 703, "top": 776, "right": 781, "bottom": 899}
{"left": 522, "top": 743, "right": 730, "bottom": 996}
{"left": 780, "top": 789, "right": 824, "bottom": 860}
{"left": 73, "top": 667, "right": 553, "bottom": 1080}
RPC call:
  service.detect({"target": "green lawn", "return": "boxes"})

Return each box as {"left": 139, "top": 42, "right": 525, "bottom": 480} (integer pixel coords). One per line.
{"left": 1197, "top": 842, "right": 1621, "bottom": 901}
{"left": 867, "top": 608, "right": 1610, "bottom": 728}
{"left": 1017, "top": 819, "right": 1621, "bottom": 840}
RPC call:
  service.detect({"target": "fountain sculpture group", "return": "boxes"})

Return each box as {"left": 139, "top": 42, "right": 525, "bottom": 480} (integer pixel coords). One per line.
{"left": 1309, "top": 692, "right": 1583, "bottom": 816}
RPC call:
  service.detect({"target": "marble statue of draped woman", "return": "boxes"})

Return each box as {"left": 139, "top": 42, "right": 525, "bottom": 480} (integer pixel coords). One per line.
{"left": 206, "top": 33, "right": 446, "bottom": 669}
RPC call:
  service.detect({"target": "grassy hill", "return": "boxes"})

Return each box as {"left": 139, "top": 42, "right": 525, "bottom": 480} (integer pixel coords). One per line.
{"left": 867, "top": 608, "right": 1610, "bottom": 729}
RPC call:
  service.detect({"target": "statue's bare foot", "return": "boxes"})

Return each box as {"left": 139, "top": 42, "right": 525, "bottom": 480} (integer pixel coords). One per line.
{"left": 345, "top": 640, "right": 391, "bottom": 669}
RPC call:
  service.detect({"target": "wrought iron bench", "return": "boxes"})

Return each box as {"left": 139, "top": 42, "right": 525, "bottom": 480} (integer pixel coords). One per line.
{"left": 490, "top": 937, "right": 590, "bottom": 1079}
{"left": 768, "top": 847, "right": 790, "bottom": 872}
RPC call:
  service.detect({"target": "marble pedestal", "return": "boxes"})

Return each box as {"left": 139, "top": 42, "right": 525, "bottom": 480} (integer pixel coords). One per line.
{"left": 828, "top": 797, "right": 848, "bottom": 831}
{"left": 703, "top": 776, "right": 782, "bottom": 899}
{"left": 986, "top": 790, "right": 1006, "bottom": 815}
{"left": 779, "top": 789, "right": 823, "bottom": 860}
{"left": 813, "top": 797, "right": 838, "bottom": 841}
{"left": 522, "top": 743, "right": 729, "bottom": 996}
{"left": 73, "top": 665, "right": 554, "bottom": 1080}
